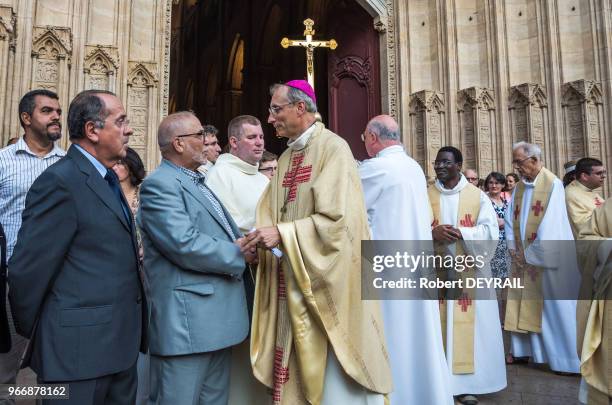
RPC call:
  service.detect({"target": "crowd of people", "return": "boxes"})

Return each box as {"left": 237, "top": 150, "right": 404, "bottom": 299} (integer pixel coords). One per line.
{"left": 0, "top": 81, "right": 609, "bottom": 405}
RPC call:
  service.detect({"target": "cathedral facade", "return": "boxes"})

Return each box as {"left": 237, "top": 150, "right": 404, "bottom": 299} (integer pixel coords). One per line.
{"left": 0, "top": 0, "right": 610, "bottom": 195}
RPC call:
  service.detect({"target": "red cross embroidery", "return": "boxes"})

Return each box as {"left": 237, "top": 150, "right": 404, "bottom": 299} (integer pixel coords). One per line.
{"left": 273, "top": 346, "right": 290, "bottom": 403}
{"left": 514, "top": 205, "right": 521, "bottom": 220}
{"left": 282, "top": 152, "right": 312, "bottom": 203}
{"left": 277, "top": 268, "right": 286, "bottom": 300}
{"left": 528, "top": 232, "right": 537, "bottom": 242}
{"left": 526, "top": 266, "right": 539, "bottom": 282}
{"left": 532, "top": 200, "right": 544, "bottom": 216}
{"left": 458, "top": 294, "right": 472, "bottom": 312}
{"left": 595, "top": 198, "right": 603, "bottom": 208}
{"left": 459, "top": 214, "right": 475, "bottom": 227}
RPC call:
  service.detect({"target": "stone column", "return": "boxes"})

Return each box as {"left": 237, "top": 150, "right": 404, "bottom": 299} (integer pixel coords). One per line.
{"left": 457, "top": 87, "right": 496, "bottom": 176}
{"left": 408, "top": 90, "right": 445, "bottom": 179}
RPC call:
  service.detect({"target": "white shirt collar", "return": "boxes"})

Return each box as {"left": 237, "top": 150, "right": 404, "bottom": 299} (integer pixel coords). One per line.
{"left": 287, "top": 123, "right": 316, "bottom": 151}
{"left": 434, "top": 174, "right": 468, "bottom": 195}
{"left": 376, "top": 144, "right": 404, "bottom": 158}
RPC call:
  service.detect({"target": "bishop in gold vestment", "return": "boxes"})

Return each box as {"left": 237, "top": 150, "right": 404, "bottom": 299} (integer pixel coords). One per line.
{"left": 245, "top": 81, "right": 391, "bottom": 405}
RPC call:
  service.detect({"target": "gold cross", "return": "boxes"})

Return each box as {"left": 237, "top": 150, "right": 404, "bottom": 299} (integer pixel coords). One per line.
{"left": 281, "top": 18, "right": 337, "bottom": 91}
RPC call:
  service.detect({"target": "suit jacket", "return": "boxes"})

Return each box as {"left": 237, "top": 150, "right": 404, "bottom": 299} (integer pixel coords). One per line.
{"left": 8, "top": 145, "right": 145, "bottom": 382}
{"left": 0, "top": 222, "right": 10, "bottom": 353}
{"left": 137, "top": 160, "right": 248, "bottom": 356}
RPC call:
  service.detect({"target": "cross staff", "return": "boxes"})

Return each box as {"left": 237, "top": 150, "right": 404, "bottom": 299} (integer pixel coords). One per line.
{"left": 281, "top": 18, "right": 337, "bottom": 90}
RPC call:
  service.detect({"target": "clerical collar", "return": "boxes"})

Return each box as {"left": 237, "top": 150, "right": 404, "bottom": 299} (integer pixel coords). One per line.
{"left": 434, "top": 174, "right": 468, "bottom": 195}
{"left": 376, "top": 144, "right": 404, "bottom": 158}
{"left": 521, "top": 170, "right": 542, "bottom": 188}
{"left": 215, "top": 153, "right": 260, "bottom": 175}
{"left": 287, "top": 123, "right": 316, "bottom": 151}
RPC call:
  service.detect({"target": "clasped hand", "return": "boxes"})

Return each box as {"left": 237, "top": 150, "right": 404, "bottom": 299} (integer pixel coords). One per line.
{"left": 432, "top": 224, "right": 463, "bottom": 242}
{"left": 241, "top": 226, "right": 281, "bottom": 254}
{"left": 235, "top": 237, "right": 258, "bottom": 264}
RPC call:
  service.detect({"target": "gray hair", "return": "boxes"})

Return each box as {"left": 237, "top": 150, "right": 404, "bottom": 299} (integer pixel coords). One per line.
{"left": 368, "top": 121, "right": 400, "bottom": 141}
{"left": 513, "top": 141, "right": 542, "bottom": 160}
{"left": 158, "top": 111, "right": 198, "bottom": 148}
{"left": 269, "top": 84, "right": 318, "bottom": 113}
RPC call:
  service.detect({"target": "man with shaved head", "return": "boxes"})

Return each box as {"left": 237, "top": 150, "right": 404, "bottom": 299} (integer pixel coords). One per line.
{"left": 138, "top": 111, "right": 257, "bottom": 404}
{"left": 359, "top": 114, "right": 454, "bottom": 405}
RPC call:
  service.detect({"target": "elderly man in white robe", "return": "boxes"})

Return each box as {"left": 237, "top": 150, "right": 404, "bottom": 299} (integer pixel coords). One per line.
{"left": 504, "top": 141, "right": 581, "bottom": 374}
{"left": 359, "top": 115, "right": 453, "bottom": 405}
{"left": 429, "top": 146, "right": 506, "bottom": 405}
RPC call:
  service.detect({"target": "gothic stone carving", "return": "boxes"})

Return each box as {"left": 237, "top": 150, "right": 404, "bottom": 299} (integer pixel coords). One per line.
{"left": 127, "top": 62, "right": 159, "bottom": 161}
{"left": 409, "top": 90, "right": 445, "bottom": 177}
{"left": 0, "top": 5, "right": 16, "bottom": 49}
{"left": 561, "top": 80, "right": 603, "bottom": 161}
{"left": 508, "top": 83, "right": 548, "bottom": 151}
{"left": 31, "top": 26, "right": 72, "bottom": 92}
{"left": 83, "top": 45, "right": 119, "bottom": 91}
{"left": 457, "top": 87, "right": 495, "bottom": 175}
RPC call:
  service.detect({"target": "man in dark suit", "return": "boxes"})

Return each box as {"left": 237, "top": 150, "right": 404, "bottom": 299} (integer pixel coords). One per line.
{"left": 8, "top": 90, "right": 145, "bottom": 405}
{"left": 0, "top": 222, "right": 9, "bottom": 354}
{"left": 138, "top": 111, "right": 256, "bottom": 405}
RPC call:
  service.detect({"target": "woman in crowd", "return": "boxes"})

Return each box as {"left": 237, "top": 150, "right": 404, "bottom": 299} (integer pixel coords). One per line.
{"left": 111, "top": 147, "right": 148, "bottom": 405}
{"left": 504, "top": 173, "right": 519, "bottom": 200}
{"left": 485, "top": 172, "right": 510, "bottom": 280}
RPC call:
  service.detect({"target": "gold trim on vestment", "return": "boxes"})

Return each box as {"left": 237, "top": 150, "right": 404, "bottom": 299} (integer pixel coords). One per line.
{"left": 428, "top": 183, "right": 481, "bottom": 374}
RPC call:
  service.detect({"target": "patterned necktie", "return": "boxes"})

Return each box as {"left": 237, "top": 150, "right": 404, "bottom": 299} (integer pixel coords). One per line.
{"left": 104, "top": 170, "right": 132, "bottom": 226}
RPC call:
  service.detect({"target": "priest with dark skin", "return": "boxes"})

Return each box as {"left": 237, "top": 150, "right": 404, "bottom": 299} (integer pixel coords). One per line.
{"left": 432, "top": 149, "right": 465, "bottom": 242}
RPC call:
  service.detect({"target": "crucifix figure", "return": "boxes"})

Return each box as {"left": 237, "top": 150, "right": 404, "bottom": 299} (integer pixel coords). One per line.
{"left": 281, "top": 18, "right": 337, "bottom": 90}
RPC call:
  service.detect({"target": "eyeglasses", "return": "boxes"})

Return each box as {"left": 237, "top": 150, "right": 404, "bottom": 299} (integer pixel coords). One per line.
{"left": 592, "top": 169, "right": 607, "bottom": 176}
{"left": 176, "top": 129, "right": 205, "bottom": 141}
{"left": 466, "top": 177, "right": 478, "bottom": 182}
{"left": 512, "top": 156, "right": 533, "bottom": 166}
{"left": 115, "top": 117, "right": 130, "bottom": 128}
{"left": 259, "top": 166, "right": 277, "bottom": 173}
{"left": 268, "top": 102, "right": 295, "bottom": 116}
{"left": 360, "top": 133, "right": 365, "bottom": 142}
{"left": 432, "top": 160, "right": 455, "bottom": 168}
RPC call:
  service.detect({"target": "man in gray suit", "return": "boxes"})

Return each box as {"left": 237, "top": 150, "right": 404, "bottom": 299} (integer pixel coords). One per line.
{"left": 138, "top": 111, "right": 257, "bottom": 405}
{"left": 8, "top": 90, "right": 145, "bottom": 405}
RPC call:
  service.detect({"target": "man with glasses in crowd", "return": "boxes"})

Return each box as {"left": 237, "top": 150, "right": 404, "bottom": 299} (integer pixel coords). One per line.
{"left": 9, "top": 90, "right": 146, "bottom": 405}
{"left": 244, "top": 80, "right": 391, "bottom": 404}
{"left": 565, "top": 157, "right": 606, "bottom": 238}
{"left": 464, "top": 168, "right": 480, "bottom": 187}
{"left": 138, "top": 111, "right": 257, "bottom": 405}
{"left": 258, "top": 150, "right": 278, "bottom": 179}
{"left": 504, "top": 141, "right": 581, "bottom": 375}
{"left": 198, "top": 124, "right": 222, "bottom": 177}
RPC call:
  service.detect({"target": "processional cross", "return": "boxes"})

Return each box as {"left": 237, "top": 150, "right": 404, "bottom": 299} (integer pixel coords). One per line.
{"left": 281, "top": 19, "right": 338, "bottom": 90}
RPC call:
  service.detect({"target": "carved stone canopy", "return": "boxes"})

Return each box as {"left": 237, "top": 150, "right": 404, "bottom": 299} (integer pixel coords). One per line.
{"left": 409, "top": 90, "right": 445, "bottom": 114}
{"left": 31, "top": 26, "right": 72, "bottom": 59}
{"left": 508, "top": 83, "right": 547, "bottom": 109}
{"left": 457, "top": 87, "right": 495, "bottom": 112}
{"left": 0, "top": 6, "right": 16, "bottom": 42}
{"left": 128, "top": 62, "right": 158, "bottom": 87}
{"left": 561, "top": 79, "right": 603, "bottom": 106}
{"left": 84, "top": 45, "right": 120, "bottom": 74}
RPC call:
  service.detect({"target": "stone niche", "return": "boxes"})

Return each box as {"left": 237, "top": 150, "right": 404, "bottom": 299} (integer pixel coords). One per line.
{"left": 83, "top": 45, "right": 120, "bottom": 92}
{"left": 561, "top": 80, "right": 604, "bottom": 163}
{"left": 31, "top": 26, "right": 72, "bottom": 101}
{"left": 457, "top": 87, "right": 496, "bottom": 176}
{"left": 508, "top": 83, "right": 549, "bottom": 165}
{"left": 408, "top": 90, "right": 445, "bottom": 179}
{"left": 127, "top": 62, "right": 159, "bottom": 164}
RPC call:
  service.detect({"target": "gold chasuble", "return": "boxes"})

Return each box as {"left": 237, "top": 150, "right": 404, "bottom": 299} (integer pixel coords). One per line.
{"left": 577, "top": 199, "right": 612, "bottom": 404}
{"left": 251, "top": 122, "right": 392, "bottom": 405}
{"left": 565, "top": 180, "right": 605, "bottom": 239}
{"left": 504, "top": 167, "right": 556, "bottom": 335}
{"left": 428, "top": 183, "right": 481, "bottom": 374}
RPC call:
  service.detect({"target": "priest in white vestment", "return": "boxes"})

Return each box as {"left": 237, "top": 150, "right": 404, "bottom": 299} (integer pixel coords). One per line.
{"left": 504, "top": 141, "right": 581, "bottom": 373}
{"left": 429, "top": 146, "right": 507, "bottom": 403}
{"left": 206, "top": 115, "right": 269, "bottom": 404}
{"left": 359, "top": 115, "right": 454, "bottom": 405}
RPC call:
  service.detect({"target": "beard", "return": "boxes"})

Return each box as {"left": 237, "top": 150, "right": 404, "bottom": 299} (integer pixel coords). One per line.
{"left": 46, "top": 123, "right": 62, "bottom": 141}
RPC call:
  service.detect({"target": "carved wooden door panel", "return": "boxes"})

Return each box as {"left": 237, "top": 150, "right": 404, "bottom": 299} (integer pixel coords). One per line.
{"left": 327, "top": 3, "right": 381, "bottom": 161}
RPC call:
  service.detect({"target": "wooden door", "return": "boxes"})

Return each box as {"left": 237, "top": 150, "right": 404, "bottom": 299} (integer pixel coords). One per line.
{"left": 327, "top": 2, "right": 381, "bottom": 161}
